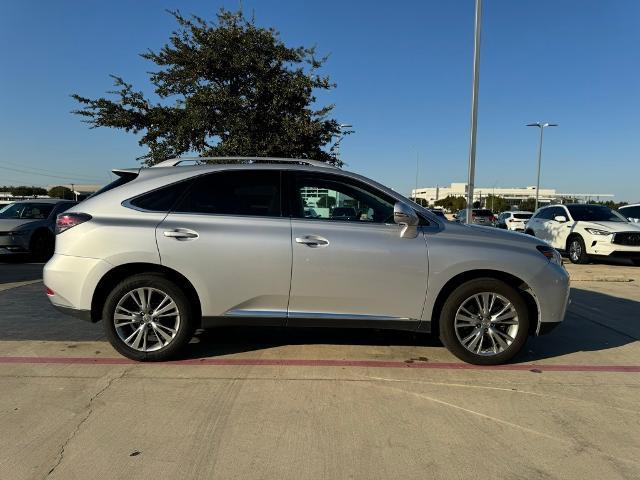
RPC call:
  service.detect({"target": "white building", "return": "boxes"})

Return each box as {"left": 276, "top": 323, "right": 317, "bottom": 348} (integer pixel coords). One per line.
{"left": 411, "top": 183, "right": 613, "bottom": 207}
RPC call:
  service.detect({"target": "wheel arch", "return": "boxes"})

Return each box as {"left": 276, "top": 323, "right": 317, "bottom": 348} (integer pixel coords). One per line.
{"left": 91, "top": 263, "right": 202, "bottom": 324}
{"left": 429, "top": 269, "right": 539, "bottom": 337}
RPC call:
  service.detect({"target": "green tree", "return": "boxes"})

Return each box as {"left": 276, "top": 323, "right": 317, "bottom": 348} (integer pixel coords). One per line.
{"left": 72, "top": 9, "right": 346, "bottom": 165}
{"left": 519, "top": 198, "right": 537, "bottom": 211}
{"left": 485, "top": 194, "right": 509, "bottom": 213}
{"left": 434, "top": 195, "right": 466, "bottom": 213}
{"left": 0, "top": 186, "right": 47, "bottom": 197}
{"left": 48, "top": 186, "right": 73, "bottom": 199}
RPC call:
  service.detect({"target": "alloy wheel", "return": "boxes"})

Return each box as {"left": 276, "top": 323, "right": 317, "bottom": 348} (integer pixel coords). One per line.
{"left": 569, "top": 240, "right": 581, "bottom": 262}
{"left": 113, "top": 287, "right": 181, "bottom": 352}
{"left": 454, "top": 292, "right": 519, "bottom": 356}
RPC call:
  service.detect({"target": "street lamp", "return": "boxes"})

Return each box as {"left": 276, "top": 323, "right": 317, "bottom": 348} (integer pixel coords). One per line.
{"left": 526, "top": 122, "right": 558, "bottom": 211}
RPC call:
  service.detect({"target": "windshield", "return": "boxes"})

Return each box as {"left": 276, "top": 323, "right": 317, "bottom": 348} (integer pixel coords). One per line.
{"left": 567, "top": 205, "right": 628, "bottom": 223}
{"left": 473, "top": 209, "right": 493, "bottom": 216}
{"left": 0, "top": 203, "right": 55, "bottom": 220}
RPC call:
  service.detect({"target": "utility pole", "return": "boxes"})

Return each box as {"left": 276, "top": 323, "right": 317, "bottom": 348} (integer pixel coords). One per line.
{"left": 526, "top": 122, "right": 558, "bottom": 211}
{"left": 465, "top": 0, "right": 482, "bottom": 224}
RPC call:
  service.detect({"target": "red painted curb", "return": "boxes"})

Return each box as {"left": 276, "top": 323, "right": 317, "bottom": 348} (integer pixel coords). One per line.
{"left": 0, "top": 356, "right": 639, "bottom": 372}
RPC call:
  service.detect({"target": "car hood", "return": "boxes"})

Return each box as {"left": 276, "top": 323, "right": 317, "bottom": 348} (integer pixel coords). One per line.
{"left": 443, "top": 221, "right": 545, "bottom": 248}
{"left": 0, "top": 219, "right": 39, "bottom": 232}
{"left": 580, "top": 221, "right": 640, "bottom": 233}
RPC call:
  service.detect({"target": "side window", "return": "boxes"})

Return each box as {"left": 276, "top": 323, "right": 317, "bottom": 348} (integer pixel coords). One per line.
{"left": 175, "top": 170, "right": 281, "bottom": 217}
{"left": 293, "top": 173, "right": 395, "bottom": 224}
{"left": 130, "top": 180, "right": 193, "bottom": 212}
{"left": 535, "top": 208, "right": 552, "bottom": 220}
{"left": 549, "top": 207, "right": 565, "bottom": 220}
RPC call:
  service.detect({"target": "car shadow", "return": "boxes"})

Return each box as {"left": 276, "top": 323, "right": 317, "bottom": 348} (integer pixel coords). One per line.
{"left": 2, "top": 283, "right": 638, "bottom": 364}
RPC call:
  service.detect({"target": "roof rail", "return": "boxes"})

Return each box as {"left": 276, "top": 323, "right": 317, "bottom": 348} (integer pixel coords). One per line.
{"left": 151, "top": 156, "right": 338, "bottom": 169}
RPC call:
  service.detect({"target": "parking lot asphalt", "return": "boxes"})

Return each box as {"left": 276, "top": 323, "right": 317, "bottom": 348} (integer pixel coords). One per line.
{"left": 1, "top": 261, "right": 639, "bottom": 479}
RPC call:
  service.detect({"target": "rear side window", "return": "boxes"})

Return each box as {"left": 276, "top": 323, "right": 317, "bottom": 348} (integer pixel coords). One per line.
{"left": 129, "top": 180, "right": 192, "bottom": 212}
{"left": 175, "top": 170, "right": 281, "bottom": 217}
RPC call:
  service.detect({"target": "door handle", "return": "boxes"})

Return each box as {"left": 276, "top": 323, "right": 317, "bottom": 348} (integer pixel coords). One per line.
{"left": 295, "top": 235, "right": 329, "bottom": 247}
{"left": 163, "top": 229, "right": 199, "bottom": 240}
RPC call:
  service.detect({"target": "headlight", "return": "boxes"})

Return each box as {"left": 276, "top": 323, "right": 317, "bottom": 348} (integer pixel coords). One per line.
{"left": 536, "top": 245, "right": 563, "bottom": 266}
{"left": 585, "top": 228, "right": 611, "bottom": 236}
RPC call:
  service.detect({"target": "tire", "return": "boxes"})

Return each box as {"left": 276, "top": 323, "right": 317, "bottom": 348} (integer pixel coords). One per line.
{"left": 439, "top": 278, "right": 530, "bottom": 365}
{"left": 102, "top": 273, "right": 196, "bottom": 361}
{"left": 30, "top": 230, "right": 55, "bottom": 262}
{"left": 567, "top": 235, "right": 589, "bottom": 264}
{"left": 631, "top": 259, "right": 640, "bottom": 266}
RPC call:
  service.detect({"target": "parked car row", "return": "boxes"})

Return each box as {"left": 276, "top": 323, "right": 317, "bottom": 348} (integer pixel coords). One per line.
{"left": 446, "top": 202, "right": 640, "bottom": 265}
{"left": 0, "top": 199, "right": 77, "bottom": 261}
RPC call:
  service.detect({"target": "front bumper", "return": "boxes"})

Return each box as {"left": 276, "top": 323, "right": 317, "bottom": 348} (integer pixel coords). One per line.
{"left": 527, "top": 262, "right": 571, "bottom": 335}
{"left": 0, "top": 233, "right": 31, "bottom": 255}
{"left": 586, "top": 240, "right": 640, "bottom": 258}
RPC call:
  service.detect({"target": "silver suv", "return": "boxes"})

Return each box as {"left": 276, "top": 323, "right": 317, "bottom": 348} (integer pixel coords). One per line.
{"left": 44, "top": 158, "right": 570, "bottom": 365}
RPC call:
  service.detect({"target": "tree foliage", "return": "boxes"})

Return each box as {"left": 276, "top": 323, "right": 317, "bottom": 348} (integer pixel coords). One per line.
{"left": 72, "top": 9, "right": 346, "bottom": 165}
{"left": 484, "top": 194, "right": 509, "bottom": 213}
{"left": 518, "top": 198, "right": 537, "bottom": 211}
{"left": 48, "top": 186, "right": 73, "bottom": 199}
{"left": 434, "top": 195, "right": 467, "bottom": 212}
{"left": 0, "top": 186, "right": 48, "bottom": 197}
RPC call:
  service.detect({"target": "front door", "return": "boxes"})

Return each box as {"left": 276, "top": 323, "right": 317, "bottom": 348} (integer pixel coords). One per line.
{"left": 156, "top": 169, "right": 292, "bottom": 321}
{"left": 287, "top": 172, "right": 429, "bottom": 323}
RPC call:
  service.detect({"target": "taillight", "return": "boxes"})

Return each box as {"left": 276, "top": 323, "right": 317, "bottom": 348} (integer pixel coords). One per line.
{"left": 56, "top": 213, "right": 92, "bottom": 234}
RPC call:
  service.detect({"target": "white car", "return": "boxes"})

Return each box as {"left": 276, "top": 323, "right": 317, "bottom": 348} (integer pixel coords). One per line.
{"left": 619, "top": 204, "right": 640, "bottom": 223}
{"left": 497, "top": 211, "right": 533, "bottom": 232}
{"left": 525, "top": 204, "right": 640, "bottom": 265}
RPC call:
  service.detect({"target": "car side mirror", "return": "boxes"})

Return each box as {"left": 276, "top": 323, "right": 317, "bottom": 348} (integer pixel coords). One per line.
{"left": 394, "top": 202, "right": 419, "bottom": 238}
{"left": 554, "top": 215, "right": 567, "bottom": 223}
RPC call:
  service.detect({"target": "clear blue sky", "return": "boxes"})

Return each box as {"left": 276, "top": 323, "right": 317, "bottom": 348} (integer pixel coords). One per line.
{"left": 1, "top": 0, "right": 638, "bottom": 201}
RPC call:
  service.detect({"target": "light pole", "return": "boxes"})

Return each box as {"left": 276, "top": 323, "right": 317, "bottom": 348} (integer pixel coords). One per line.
{"left": 465, "top": 0, "right": 483, "bottom": 224}
{"left": 526, "top": 122, "right": 558, "bottom": 211}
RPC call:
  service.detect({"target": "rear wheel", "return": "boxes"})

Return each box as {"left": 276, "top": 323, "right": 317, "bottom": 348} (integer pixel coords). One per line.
{"left": 30, "top": 230, "right": 54, "bottom": 262}
{"left": 102, "top": 274, "right": 196, "bottom": 361}
{"left": 439, "top": 278, "right": 530, "bottom": 365}
{"left": 567, "top": 235, "right": 589, "bottom": 264}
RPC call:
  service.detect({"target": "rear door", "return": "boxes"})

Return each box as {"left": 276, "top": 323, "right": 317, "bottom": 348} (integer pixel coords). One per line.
{"left": 155, "top": 169, "right": 292, "bottom": 321}
{"left": 287, "top": 171, "right": 429, "bottom": 323}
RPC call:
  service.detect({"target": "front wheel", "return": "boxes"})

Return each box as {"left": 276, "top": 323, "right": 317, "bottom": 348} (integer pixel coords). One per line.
{"left": 439, "top": 278, "right": 530, "bottom": 365}
{"left": 568, "top": 236, "right": 589, "bottom": 264}
{"left": 102, "top": 274, "right": 196, "bottom": 361}
{"left": 30, "top": 230, "right": 54, "bottom": 262}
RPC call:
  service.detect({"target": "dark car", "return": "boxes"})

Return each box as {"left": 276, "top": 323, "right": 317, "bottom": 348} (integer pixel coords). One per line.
{"left": 429, "top": 209, "right": 446, "bottom": 219}
{"left": 330, "top": 206, "right": 358, "bottom": 221}
{"left": 0, "top": 199, "right": 76, "bottom": 261}
{"left": 454, "top": 208, "right": 496, "bottom": 226}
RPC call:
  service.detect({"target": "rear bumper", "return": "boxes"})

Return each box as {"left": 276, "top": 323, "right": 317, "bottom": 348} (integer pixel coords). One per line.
{"left": 51, "top": 304, "right": 93, "bottom": 322}
{"left": 43, "top": 253, "right": 113, "bottom": 314}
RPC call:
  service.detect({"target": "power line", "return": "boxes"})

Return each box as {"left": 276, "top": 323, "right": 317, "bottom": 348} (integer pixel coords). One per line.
{"left": 0, "top": 160, "right": 104, "bottom": 181}
{"left": 0, "top": 164, "right": 103, "bottom": 182}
